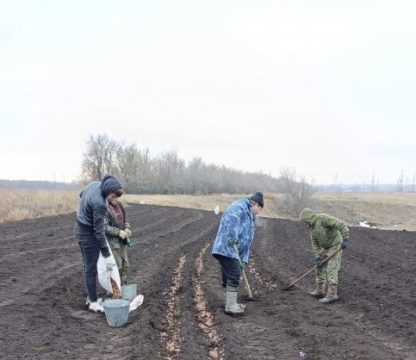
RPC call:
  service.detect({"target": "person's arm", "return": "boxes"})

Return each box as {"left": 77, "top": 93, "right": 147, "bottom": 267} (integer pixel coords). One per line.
{"left": 240, "top": 214, "right": 255, "bottom": 263}
{"left": 120, "top": 203, "right": 131, "bottom": 231}
{"left": 226, "top": 206, "right": 244, "bottom": 245}
{"left": 322, "top": 216, "right": 349, "bottom": 240}
{"left": 311, "top": 233, "right": 321, "bottom": 257}
{"left": 105, "top": 212, "right": 122, "bottom": 237}
{"left": 93, "top": 203, "right": 110, "bottom": 257}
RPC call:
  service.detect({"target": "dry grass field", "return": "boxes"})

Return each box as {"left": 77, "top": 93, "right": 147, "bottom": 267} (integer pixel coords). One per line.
{"left": 312, "top": 192, "right": 416, "bottom": 231}
{"left": 123, "top": 193, "right": 283, "bottom": 218}
{"left": 1, "top": 189, "right": 415, "bottom": 231}
{"left": 0, "top": 189, "right": 79, "bottom": 223}
{"left": 125, "top": 192, "right": 416, "bottom": 231}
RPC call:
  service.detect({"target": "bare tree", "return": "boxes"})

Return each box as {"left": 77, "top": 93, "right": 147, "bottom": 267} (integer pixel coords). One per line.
{"left": 80, "top": 134, "right": 283, "bottom": 194}
{"left": 81, "top": 134, "right": 120, "bottom": 181}
{"left": 278, "top": 168, "right": 315, "bottom": 216}
{"left": 396, "top": 170, "right": 404, "bottom": 192}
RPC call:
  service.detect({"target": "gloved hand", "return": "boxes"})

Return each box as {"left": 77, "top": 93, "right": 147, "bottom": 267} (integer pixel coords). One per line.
{"left": 119, "top": 229, "right": 128, "bottom": 239}
{"left": 315, "top": 256, "right": 323, "bottom": 268}
{"left": 125, "top": 228, "right": 132, "bottom": 237}
{"left": 240, "top": 261, "right": 248, "bottom": 270}
{"left": 105, "top": 257, "right": 116, "bottom": 272}
{"left": 123, "top": 237, "right": 132, "bottom": 247}
{"left": 229, "top": 239, "right": 237, "bottom": 246}
{"left": 341, "top": 238, "right": 349, "bottom": 249}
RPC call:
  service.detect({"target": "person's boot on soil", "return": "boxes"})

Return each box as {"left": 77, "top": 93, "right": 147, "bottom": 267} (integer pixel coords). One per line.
{"left": 319, "top": 284, "right": 339, "bottom": 304}
{"left": 309, "top": 283, "right": 326, "bottom": 298}
{"left": 86, "top": 297, "right": 103, "bottom": 307}
{"left": 225, "top": 286, "right": 245, "bottom": 316}
{"left": 88, "top": 301, "right": 104, "bottom": 313}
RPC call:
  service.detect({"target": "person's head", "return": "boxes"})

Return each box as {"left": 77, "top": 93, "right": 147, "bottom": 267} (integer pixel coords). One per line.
{"left": 100, "top": 175, "right": 123, "bottom": 202}
{"left": 299, "top": 207, "right": 315, "bottom": 225}
{"left": 249, "top": 192, "right": 264, "bottom": 215}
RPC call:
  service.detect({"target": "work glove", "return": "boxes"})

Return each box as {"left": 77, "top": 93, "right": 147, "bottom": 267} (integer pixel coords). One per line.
{"left": 240, "top": 261, "right": 248, "bottom": 270}
{"left": 123, "top": 237, "right": 132, "bottom": 247}
{"left": 125, "top": 228, "right": 132, "bottom": 237}
{"left": 228, "top": 239, "right": 237, "bottom": 246}
{"left": 119, "top": 229, "right": 128, "bottom": 239}
{"left": 105, "top": 257, "right": 116, "bottom": 272}
{"left": 341, "top": 238, "right": 349, "bottom": 249}
{"left": 315, "top": 256, "right": 323, "bottom": 268}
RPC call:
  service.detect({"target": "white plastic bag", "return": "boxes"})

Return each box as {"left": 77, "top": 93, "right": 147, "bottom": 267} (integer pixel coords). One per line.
{"left": 129, "top": 294, "right": 144, "bottom": 312}
{"left": 97, "top": 247, "right": 121, "bottom": 294}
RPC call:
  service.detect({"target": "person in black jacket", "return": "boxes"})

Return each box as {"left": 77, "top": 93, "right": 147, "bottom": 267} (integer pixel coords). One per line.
{"left": 75, "top": 175, "right": 123, "bottom": 312}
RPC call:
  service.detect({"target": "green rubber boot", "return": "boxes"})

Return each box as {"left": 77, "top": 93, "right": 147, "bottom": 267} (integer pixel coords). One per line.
{"left": 319, "top": 284, "right": 339, "bottom": 304}
{"left": 309, "top": 283, "right": 326, "bottom": 299}
{"left": 225, "top": 286, "right": 245, "bottom": 316}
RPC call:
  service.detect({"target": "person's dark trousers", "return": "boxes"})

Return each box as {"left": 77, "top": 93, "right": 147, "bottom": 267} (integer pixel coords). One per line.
{"left": 78, "top": 240, "right": 100, "bottom": 302}
{"left": 213, "top": 254, "right": 241, "bottom": 288}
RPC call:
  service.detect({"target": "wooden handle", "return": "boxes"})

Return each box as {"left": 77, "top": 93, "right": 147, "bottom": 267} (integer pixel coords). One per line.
{"left": 285, "top": 247, "right": 342, "bottom": 289}
{"left": 232, "top": 244, "right": 253, "bottom": 298}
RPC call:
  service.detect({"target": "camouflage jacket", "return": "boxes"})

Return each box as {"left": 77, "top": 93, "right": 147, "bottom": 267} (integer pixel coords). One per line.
{"left": 104, "top": 202, "right": 130, "bottom": 250}
{"left": 300, "top": 208, "right": 349, "bottom": 257}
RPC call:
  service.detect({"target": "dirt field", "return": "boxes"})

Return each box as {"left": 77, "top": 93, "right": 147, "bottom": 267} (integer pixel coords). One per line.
{"left": 1, "top": 204, "right": 415, "bottom": 360}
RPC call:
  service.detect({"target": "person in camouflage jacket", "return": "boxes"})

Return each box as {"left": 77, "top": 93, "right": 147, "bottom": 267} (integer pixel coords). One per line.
{"left": 299, "top": 208, "right": 350, "bottom": 304}
{"left": 105, "top": 199, "right": 132, "bottom": 285}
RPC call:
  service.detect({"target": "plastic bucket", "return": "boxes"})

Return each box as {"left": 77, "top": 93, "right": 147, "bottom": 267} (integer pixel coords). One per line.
{"left": 103, "top": 299, "right": 130, "bottom": 327}
{"left": 121, "top": 284, "right": 138, "bottom": 302}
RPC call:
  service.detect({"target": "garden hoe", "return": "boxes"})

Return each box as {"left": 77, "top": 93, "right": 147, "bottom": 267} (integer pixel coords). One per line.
{"left": 232, "top": 243, "right": 254, "bottom": 300}
{"left": 282, "top": 247, "right": 343, "bottom": 291}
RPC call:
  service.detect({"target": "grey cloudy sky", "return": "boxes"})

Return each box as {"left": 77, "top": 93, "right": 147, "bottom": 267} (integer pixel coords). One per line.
{"left": 1, "top": 0, "right": 415, "bottom": 184}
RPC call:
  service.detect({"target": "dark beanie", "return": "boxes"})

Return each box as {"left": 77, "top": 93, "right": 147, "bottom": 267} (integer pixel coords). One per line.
{"left": 250, "top": 192, "right": 264, "bottom": 208}
{"left": 100, "top": 175, "right": 122, "bottom": 197}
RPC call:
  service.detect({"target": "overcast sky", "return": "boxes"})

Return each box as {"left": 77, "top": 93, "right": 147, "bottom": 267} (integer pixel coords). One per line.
{"left": 1, "top": 0, "right": 415, "bottom": 185}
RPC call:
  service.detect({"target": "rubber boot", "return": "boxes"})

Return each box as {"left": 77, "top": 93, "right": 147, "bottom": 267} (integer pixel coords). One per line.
{"left": 225, "top": 287, "right": 245, "bottom": 316}
{"left": 319, "top": 284, "right": 339, "bottom": 304}
{"left": 309, "top": 283, "right": 326, "bottom": 299}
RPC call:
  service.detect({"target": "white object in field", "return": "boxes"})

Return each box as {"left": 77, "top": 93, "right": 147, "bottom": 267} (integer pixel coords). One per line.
{"left": 139, "top": 200, "right": 146, "bottom": 205}
{"left": 214, "top": 204, "right": 220, "bottom": 215}
{"left": 359, "top": 220, "right": 377, "bottom": 229}
{"left": 97, "top": 244, "right": 121, "bottom": 294}
{"left": 129, "top": 294, "right": 144, "bottom": 312}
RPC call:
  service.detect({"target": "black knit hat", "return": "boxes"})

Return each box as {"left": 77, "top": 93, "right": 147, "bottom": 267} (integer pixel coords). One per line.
{"left": 100, "top": 175, "right": 123, "bottom": 197}
{"left": 250, "top": 192, "right": 264, "bottom": 208}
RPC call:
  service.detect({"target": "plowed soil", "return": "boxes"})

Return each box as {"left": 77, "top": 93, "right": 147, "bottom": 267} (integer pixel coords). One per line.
{"left": 1, "top": 204, "right": 415, "bottom": 360}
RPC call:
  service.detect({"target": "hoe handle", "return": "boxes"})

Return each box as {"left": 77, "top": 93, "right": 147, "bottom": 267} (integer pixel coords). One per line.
{"left": 286, "top": 247, "right": 343, "bottom": 290}
{"left": 232, "top": 244, "right": 253, "bottom": 298}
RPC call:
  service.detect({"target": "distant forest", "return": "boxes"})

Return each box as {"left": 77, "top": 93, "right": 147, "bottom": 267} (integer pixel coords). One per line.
{"left": 80, "top": 134, "right": 283, "bottom": 195}
{"left": 0, "top": 180, "right": 79, "bottom": 191}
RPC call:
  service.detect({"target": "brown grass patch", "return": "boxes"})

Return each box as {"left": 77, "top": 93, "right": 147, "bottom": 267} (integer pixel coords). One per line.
{"left": 0, "top": 189, "right": 78, "bottom": 223}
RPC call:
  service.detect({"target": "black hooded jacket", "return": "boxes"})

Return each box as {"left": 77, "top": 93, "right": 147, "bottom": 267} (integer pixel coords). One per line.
{"left": 75, "top": 176, "right": 122, "bottom": 257}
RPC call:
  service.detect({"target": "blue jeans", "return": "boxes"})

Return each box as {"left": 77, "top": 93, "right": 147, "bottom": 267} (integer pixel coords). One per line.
{"left": 213, "top": 254, "right": 241, "bottom": 288}
{"left": 78, "top": 239, "right": 100, "bottom": 302}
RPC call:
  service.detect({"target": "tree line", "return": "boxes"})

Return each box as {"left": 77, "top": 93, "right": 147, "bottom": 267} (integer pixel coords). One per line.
{"left": 81, "top": 134, "right": 284, "bottom": 195}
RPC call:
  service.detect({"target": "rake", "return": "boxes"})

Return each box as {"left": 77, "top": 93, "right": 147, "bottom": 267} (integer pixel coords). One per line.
{"left": 282, "top": 248, "right": 343, "bottom": 291}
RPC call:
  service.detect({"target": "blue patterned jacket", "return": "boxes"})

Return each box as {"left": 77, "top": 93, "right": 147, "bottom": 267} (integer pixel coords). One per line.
{"left": 212, "top": 198, "right": 255, "bottom": 263}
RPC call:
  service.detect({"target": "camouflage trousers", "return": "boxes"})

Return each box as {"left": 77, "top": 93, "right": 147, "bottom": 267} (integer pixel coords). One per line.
{"left": 112, "top": 245, "right": 129, "bottom": 285}
{"left": 315, "top": 245, "right": 342, "bottom": 285}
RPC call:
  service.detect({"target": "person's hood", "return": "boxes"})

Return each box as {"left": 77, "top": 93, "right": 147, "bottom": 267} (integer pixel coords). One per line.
{"left": 100, "top": 175, "right": 122, "bottom": 197}
{"left": 299, "top": 207, "right": 316, "bottom": 225}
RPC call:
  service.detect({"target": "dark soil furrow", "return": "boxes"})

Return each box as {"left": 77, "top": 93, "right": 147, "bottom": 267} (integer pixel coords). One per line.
{"left": 0, "top": 205, "right": 415, "bottom": 360}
